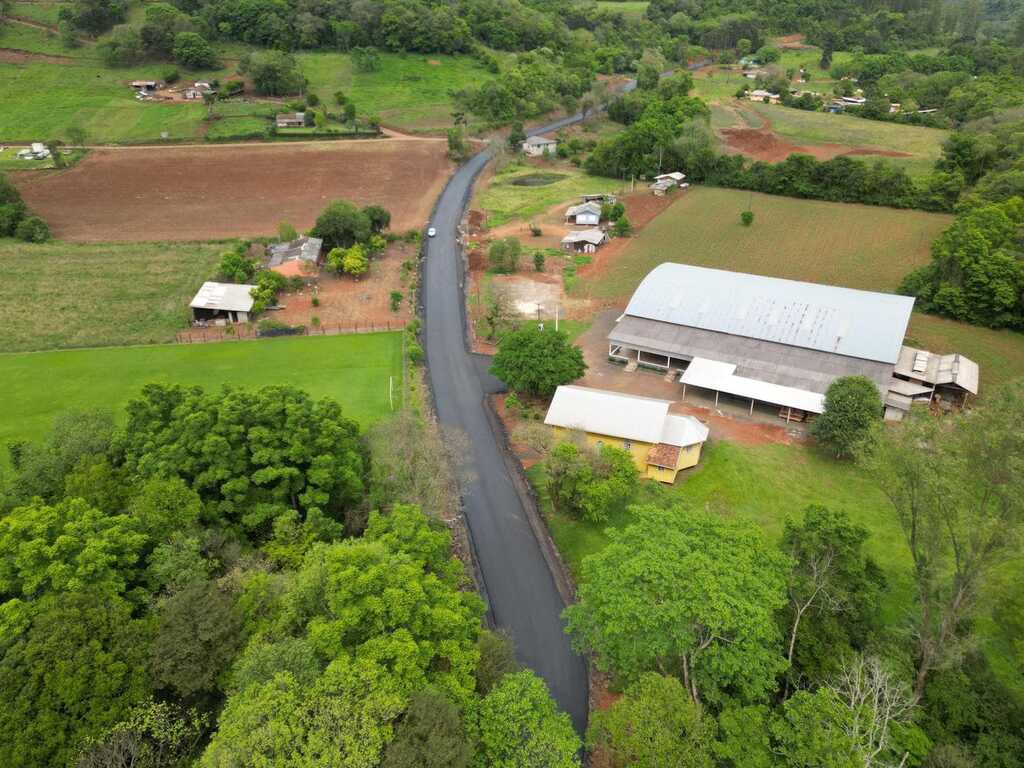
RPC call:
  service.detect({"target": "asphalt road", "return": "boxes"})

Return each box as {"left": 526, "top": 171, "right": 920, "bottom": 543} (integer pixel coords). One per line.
{"left": 422, "top": 111, "right": 599, "bottom": 733}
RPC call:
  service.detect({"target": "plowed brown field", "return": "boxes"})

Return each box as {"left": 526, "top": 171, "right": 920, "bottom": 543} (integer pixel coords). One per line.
{"left": 13, "top": 139, "right": 452, "bottom": 242}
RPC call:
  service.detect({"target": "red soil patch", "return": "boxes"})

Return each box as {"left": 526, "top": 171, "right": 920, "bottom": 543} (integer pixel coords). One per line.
{"left": 0, "top": 48, "right": 74, "bottom": 64}
{"left": 14, "top": 140, "right": 453, "bottom": 242}
{"left": 775, "top": 33, "right": 813, "bottom": 49}
{"left": 720, "top": 124, "right": 911, "bottom": 163}
{"left": 671, "top": 401, "right": 801, "bottom": 446}
{"left": 272, "top": 241, "right": 416, "bottom": 328}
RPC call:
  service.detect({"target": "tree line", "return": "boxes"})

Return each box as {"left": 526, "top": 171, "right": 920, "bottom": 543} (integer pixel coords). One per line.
{"left": 0, "top": 385, "right": 583, "bottom": 767}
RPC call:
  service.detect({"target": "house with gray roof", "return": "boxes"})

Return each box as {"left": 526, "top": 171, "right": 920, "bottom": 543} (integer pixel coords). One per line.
{"left": 607, "top": 263, "right": 964, "bottom": 421}
{"left": 522, "top": 135, "right": 558, "bottom": 157}
{"left": 265, "top": 236, "right": 323, "bottom": 276}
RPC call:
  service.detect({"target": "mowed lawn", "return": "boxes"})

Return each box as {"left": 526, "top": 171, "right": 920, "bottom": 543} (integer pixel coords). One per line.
{"left": 475, "top": 161, "right": 623, "bottom": 227}
{"left": 298, "top": 52, "right": 500, "bottom": 132}
{"left": 0, "top": 238, "right": 225, "bottom": 352}
{"left": 577, "top": 187, "right": 952, "bottom": 298}
{"left": 0, "top": 333, "right": 403, "bottom": 453}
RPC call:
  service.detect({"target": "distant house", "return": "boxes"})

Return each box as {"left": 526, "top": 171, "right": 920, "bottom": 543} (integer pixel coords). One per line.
{"left": 561, "top": 228, "right": 609, "bottom": 253}
{"left": 655, "top": 171, "right": 686, "bottom": 183}
{"left": 276, "top": 112, "right": 306, "bottom": 128}
{"left": 581, "top": 193, "right": 617, "bottom": 204}
{"left": 190, "top": 281, "right": 257, "bottom": 324}
{"left": 131, "top": 80, "right": 159, "bottom": 92}
{"left": 650, "top": 179, "right": 675, "bottom": 196}
{"left": 184, "top": 82, "right": 215, "bottom": 100}
{"left": 564, "top": 201, "right": 602, "bottom": 226}
{"left": 522, "top": 135, "right": 558, "bottom": 157}
{"left": 651, "top": 172, "right": 687, "bottom": 195}
{"left": 265, "top": 236, "right": 324, "bottom": 277}
{"left": 841, "top": 95, "right": 867, "bottom": 106}
{"left": 748, "top": 89, "right": 781, "bottom": 104}
{"left": 544, "top": 385, "right": 709, "bottom": 483}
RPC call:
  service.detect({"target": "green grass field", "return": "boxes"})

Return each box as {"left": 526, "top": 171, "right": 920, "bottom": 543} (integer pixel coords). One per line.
{"left": 298, "top": 52, "right": 500, "bottom": 132}
{"left": 595, "top": 1, "right": 649, "bottom": 18}
{"left": 475, "top": 161, "right": 623, "bottom": 227}
{"left": 578, "top": 187, "right": 951, "bottom": 297}
{"left": 0, "top": 238, "right": 226, "bottom": 352}
{"left": 0, "top": 332, "right": 403, "bottom": 455}
{"left": 9, "top": 1, "right": 71, "bottom": 25}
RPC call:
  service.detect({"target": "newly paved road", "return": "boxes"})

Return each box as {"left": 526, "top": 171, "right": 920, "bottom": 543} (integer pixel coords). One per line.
{"left": 422, "top": 113, "right": 598, "bottom": 733}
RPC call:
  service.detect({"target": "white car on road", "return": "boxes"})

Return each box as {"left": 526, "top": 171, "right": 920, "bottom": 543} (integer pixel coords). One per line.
{"left": 427, "top": 227, "right": 437, "bottom": 237}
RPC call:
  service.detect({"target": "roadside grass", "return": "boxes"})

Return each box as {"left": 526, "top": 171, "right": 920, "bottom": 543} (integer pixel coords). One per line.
{"left": 475, "top": 160, "right": 622, "bottom": 227}
{"left": 0, "top": 238, "right": 226, "bottom": 352}
{"left": 595, "top": 1, "right": 649, "bottom": 18}
{"left": 0, "top": 332, "right": 403, "bottom": 454}
{"left": 298, "top": 52, "right": 499, "bottom": 132}
{"left": 531, "top": 439, "right": 915, "bottom": 625}
{"left": 575, "top": 187, "right": 951, "bottom": 298}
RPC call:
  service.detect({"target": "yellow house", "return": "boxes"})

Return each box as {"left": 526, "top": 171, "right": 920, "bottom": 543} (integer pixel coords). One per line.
{"left": 544, "top": 385, "right": 710, "bottom": 483}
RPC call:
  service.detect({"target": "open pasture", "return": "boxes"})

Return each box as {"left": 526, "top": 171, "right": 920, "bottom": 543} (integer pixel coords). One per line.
{"left": 0, "top": 332, "right": 404, "bottom": 455}
{"left": 12, "top": 139, "right": 451, "bottom": 242}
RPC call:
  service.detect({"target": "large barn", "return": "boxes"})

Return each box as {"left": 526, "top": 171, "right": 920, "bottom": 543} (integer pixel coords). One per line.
{"left": 607, "top": 263, "right": 961, "bottom": 421}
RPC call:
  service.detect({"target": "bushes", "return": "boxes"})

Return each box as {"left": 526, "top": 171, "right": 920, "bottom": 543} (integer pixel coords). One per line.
{"left": 14, "top": 216, "right": 51, "bottom": 243}
{"left": 249, "top": 270, "right": 287, "bottom": 313}
{"left": 488, "top": 237, "right": 521, "bottom": 273}
{"left": 811, "top": 376, "right": 883, "bottom": 458}
{"left": 546, "top": 441, "right": 639, "bottom": 524}
{"left": 173, "top": 32, "right": 217, "bottom": 69}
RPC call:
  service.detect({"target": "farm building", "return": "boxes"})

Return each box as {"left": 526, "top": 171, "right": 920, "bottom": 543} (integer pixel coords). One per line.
{"left": 265, "top": 236, "right": 323, "bottom": 277}
{"left": 887, "top": 346, "right": 979, "bottom": 420}
{"left": 276, "top": 113, "right": 306, "bottom": 128}
{"left": 564, "top": 201, "right": 602, "bottom": 226}
{"left": 561, "top": 228, "right": 609, "bottom": 253}
{"left": 748, "top": 89, "right": 781, "bottom": 104}
{"left": 581, "top": 193, "right": 617, "bottom": 204}
{"left": 544, "top": 385, "right": 709, "bottom": 483}
{"left": 522, "top": 135, "right": 558, "bottom": 157}
{"left": 131, "top": 80, "right": 159, "bottom": 91}
{"left": 608, "top": 264, "right": 923, "bottom": 422}
{"left": 190, "top": 281, "right": 256, "bottom": 325}
{"left": 184, "top": 83, "right": 215, "bottom": 99}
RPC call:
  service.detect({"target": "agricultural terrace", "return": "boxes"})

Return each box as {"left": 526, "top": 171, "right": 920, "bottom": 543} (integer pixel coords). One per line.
{"left": 474, "top": 160, "right": 623, "bottom": 228}
{"left": 572, "top": 187, "right": 1024, "bottom": 389}
{"left": 0, "top": 332, "right": 403, "bottom": 455}
{"left": 12, "top": 140, "right": 451, "bottom": 242}
{"left": 0, "top": 239, "right": 224, "bottom": 352}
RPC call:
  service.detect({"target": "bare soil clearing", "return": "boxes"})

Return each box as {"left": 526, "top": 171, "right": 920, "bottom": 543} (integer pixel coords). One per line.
{"left": 14, "top": 140, "right": 452, "bottom": 242}
{"left": 720, "top": 122, "right": 912, "bottom": 163}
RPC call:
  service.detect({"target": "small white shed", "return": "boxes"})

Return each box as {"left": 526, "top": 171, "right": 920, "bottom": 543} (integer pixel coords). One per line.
{"left": 190, "top": 281, "right": 256, "bottom": 324}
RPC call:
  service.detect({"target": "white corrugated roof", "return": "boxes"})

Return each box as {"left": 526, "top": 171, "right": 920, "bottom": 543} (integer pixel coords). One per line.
{"left": 681, "top": 357, "right": 826, "bottom": 413}
{"left": 189, "top": 281, "right": 256, "bottom": 312}
{"left": 545, "top": 385, "right": 671, "bottom": 444}
{"left": 524, "top": 135, "right": 556, "bottom": 145}
{"left": 625, "top": 264, "right": 915, "bottom": 364}
{"left": 566, "top": 201, "right": 602, "bottom": 217}
{"left": 660, "top": 414, "right": 709, "bottom": 447}
{"left": 561, "top": 228, "right": 607, "bottom": 245}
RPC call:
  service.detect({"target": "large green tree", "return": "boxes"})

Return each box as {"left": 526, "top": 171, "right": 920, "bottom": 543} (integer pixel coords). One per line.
{"left": 587, "top": 672, "right": 715, "bottom": 768}
{"left": 489, "top": 327, "right": 587, "bottom": 398}
{"left": 116, "top": 384, "right": 366, "bottom": 536}
{"left": 475, "top": 670, "right": 581, "bottom": 768}
{"left": 310, "top": 200, "right": 374, "bottom": 250}
{"left": 564, "top": 506, "right": 789, "bottom": 705}
{"left": 0, "top": 592, "right": 151, "bottom": 768}
{"left": 811, "top": 376, "right": 883, "bottom": 458}
{"left": 381, "top": 689, "right": 474, "bottom": 768}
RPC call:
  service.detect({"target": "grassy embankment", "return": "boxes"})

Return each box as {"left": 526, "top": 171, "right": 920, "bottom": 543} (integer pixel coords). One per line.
{"left": 0, "top": 239, "right": 226, "bottom": 352}
{"left": 0, "top": 332, "right": 404, "bottom": 452}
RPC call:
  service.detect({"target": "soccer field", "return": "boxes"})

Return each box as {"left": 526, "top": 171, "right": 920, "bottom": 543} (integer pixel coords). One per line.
{"left": 0, "top": 333, "right": 404, "bottom": 456}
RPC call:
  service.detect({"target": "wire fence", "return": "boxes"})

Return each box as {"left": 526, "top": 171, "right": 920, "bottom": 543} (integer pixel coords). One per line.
{"left": 176, "top": 321, "right": 401, "bottom": 344}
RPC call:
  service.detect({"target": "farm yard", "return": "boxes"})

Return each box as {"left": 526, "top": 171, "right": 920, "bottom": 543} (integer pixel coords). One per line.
{"left": 0, "top": 332, "right": 404, "bottom": 459}
{"left": 0, "top": 239, "right": 224, "bottom": 352}
{"left": 12, "top": 139, "right": 451, "bottom": 242}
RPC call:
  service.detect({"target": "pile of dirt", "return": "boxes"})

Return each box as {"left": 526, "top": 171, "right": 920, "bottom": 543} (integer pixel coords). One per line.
{"left": 720, "top": 123, "right": 912, "bottom": 163}
{"left": 466, "top": 209, "right": 486, "bottom": 235}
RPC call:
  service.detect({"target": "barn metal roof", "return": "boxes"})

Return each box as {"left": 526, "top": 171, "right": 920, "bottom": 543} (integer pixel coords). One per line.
{"left": 894, "top": 346, "right": 979, "bottom": 395}
{"left": 561, "top": 228, "right": 607, "bottom": 245}
{"left": 624, "top": 264, "right": 915, "bottom": 364}
{"left": 189, "top": 281, "right": 256, "bottom": 312}
{"left": 681, "top": 358, "right": 826, "bottom": 413}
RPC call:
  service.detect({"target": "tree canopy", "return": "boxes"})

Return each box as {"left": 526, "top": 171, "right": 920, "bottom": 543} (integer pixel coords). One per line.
{"left": 489, "top": 327, "right": 587, "bottom": 398}
{"left": 811, "top": 376, "right": 884, "bottom": 458}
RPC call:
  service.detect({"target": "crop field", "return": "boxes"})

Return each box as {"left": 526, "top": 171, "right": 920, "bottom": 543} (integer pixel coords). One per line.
{"left": 0, "top": 238, "right": 225, "bottom": 352}
{"left": 0, "top": 332, "right": 403, "bottom": 454}
{"left": 13, "top": 139, "right": 451, "bottom": 242}
{"left": 297, "top": 52, "right": 501, "bottom": 132}
{"left": 474, "top": 161, "right": 623, "bottom": 228}
{"left": 576, "top": 187, "right": 952, "bottom": 298}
